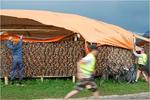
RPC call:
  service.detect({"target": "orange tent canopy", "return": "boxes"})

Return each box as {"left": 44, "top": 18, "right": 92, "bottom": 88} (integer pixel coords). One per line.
{"left": 0, "top": 9, "right": 134, "bottom": 49}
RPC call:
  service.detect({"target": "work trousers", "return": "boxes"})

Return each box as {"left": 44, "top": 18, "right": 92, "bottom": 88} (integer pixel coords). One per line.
{"left": 10, "top": 59, "right": 24, "bottom": 81}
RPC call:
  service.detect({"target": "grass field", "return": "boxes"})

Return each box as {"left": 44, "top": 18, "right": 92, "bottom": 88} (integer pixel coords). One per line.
{"left": 0, "top": 78, "right": 149, "bottom": 100}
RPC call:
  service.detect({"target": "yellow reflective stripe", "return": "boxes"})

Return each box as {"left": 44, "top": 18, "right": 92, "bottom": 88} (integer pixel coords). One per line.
{"left": 81, "top": 66, "right": 93, "bottom": 73}
{"left": 80, "top": 69, "right": 91, "bottom": 75}
{"left": 138, "top": 54, "right": 147, "bottom": 65}
{"left": 80, "top": 54, "right": 96, "bottom": 77}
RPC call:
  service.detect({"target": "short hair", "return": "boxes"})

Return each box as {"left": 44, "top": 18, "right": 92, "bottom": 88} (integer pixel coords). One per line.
{"left": 88, "top": 44, "right": 97, "bottom": 50}
{"left": 140, "top": 48, "right": 144, "bottom": 52}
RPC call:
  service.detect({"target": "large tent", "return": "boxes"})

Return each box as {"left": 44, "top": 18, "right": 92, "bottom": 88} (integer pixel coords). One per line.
{"left": 0, "top": 9, "right": 134, "bottom": 49}
{"left": 2, "top": 9, "right": 149, "bottom": 78}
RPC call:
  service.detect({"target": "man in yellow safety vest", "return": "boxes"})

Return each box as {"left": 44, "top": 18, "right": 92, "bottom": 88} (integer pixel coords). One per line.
{"left": 133, "top": 47, "right": 149, "bottom": 83}
{"left": 64, "top": 44, "right": 99, "bottom": 100}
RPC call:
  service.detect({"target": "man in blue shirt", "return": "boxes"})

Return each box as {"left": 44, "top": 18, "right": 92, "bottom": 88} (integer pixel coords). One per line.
{"left": 6, "top": 35, "right": 24, "bottom": 85}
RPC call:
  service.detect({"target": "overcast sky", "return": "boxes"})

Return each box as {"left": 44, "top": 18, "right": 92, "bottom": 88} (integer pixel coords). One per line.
{"left": 1, "top": 0, "right": 149, "bottom": 33}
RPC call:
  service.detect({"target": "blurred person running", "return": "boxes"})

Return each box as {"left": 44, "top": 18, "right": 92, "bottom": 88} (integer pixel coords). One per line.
{"left": 64, "top": 44, "right": 99, "bottom": 100}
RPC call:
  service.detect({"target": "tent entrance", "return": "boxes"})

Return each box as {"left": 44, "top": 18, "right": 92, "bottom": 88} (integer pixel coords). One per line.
{"left": 1, "top": 15, "right": 81, "bottom": 42}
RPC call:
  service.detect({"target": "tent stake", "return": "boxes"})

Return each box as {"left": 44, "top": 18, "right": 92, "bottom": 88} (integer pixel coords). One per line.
{"left": 72, "top": 75, "right": 75, "bottom": 83}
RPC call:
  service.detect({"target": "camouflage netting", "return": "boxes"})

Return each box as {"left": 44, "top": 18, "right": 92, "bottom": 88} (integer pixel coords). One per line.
{"left": 96, "top": 46, "right": 133, "bottom": 76}
{"left": 0, "top": 40, "right": 85, "bottom": 77}
{"left": 0, "top": 38, "right": 134, "bottom": 77}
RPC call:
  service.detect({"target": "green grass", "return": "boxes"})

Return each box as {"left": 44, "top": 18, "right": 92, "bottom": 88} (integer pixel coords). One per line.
{"left": 0, "top": 78, "right": 149, "bottom": 100}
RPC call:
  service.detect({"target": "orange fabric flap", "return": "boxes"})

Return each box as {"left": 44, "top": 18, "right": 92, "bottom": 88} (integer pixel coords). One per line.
{"left": 0, "top": 34, "right": 65, "bottom": 42}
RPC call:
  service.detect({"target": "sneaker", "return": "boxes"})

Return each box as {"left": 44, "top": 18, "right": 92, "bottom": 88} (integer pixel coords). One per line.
{"left": 16, "top": 83, "right": 20, "bottom": 86}
{"left": 16, "top": 83, "right": 24, "bottom": 86}
{"left": 18, "top": 82, "right": 24, "bottom": 86}
{"left": 10, "top": 81, "right": 15, "bottom": 85}
{"left": 135, "top": 80, "right": 138, "bottom": 83}
{"left": 20, "top": 84, "right": 24, "bottom": 86}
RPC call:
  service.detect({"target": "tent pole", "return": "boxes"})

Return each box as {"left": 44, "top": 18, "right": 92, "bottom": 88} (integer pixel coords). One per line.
{"left": 0, "top": 29, "right": 58, "bottom": 32}
{"left": 133, "top": 34, "right": 150, "bottom": 42}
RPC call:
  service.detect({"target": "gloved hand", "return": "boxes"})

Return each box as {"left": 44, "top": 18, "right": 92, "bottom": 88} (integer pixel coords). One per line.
{"left": 8, "top": 36, "right": 12, "bottom": 40}
{"left": 20, "top": 35, "right": 23, "bottom": 39}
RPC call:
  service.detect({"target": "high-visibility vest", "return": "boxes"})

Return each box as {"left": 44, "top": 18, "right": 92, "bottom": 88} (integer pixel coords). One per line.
{"left": 80, "top": 54, "right": 96, "bottom": 78}
{"left": 138, "top": 53, "right": 147, "bottom": 66}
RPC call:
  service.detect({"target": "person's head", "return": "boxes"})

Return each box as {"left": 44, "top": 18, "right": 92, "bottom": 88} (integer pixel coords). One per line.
{"left": 8, "top": 36, "right": 18, "bottom": 45}
{"left": 88, "top": 44, "right": 98, "bottom": 56}
{"left": 140, "top": 48, "right": 145, "bottom": 54}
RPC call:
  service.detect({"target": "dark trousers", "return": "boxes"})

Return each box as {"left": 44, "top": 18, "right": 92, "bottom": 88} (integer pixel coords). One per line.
{"left": 10, "top": 59, "right": 24, "bottom": 81}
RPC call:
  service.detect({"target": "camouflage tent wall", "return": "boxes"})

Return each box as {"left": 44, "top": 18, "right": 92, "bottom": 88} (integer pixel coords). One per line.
{"left": 0, "top": 36, "right": 133, "bottom": 78}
